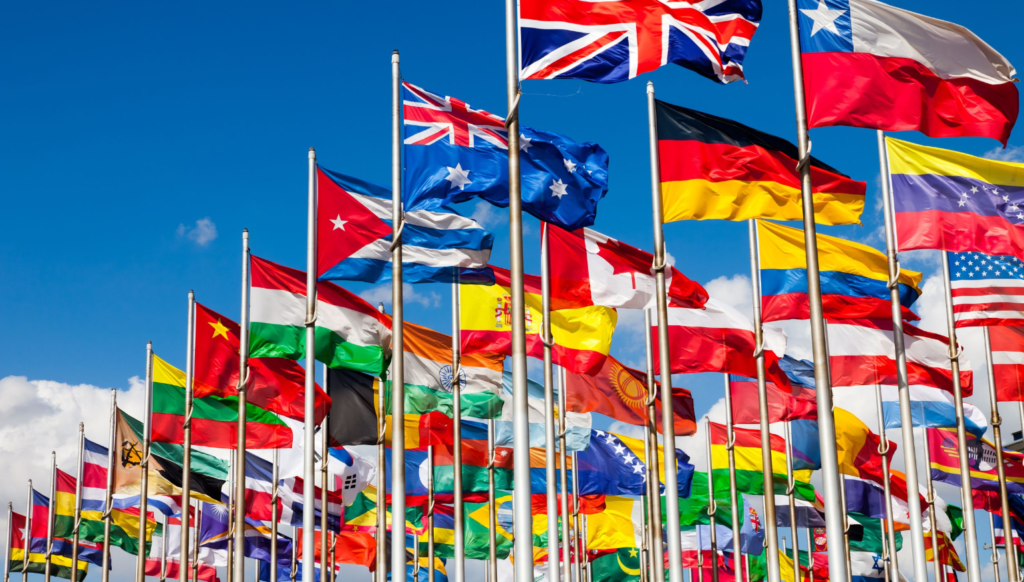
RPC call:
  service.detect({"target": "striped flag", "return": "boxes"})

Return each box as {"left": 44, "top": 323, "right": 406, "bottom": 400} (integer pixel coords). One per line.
{"left": 948, "top": 251, "right": 1024, "bottom": 327}
{"left": 992, "top": 325, "right": 1024, "bottom": 401}
{"left": 276, "top": 477, "right": 343, "bottom": 533}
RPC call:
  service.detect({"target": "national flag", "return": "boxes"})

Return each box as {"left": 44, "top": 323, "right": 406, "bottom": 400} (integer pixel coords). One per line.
{"left": 460, "top": 265, "right": 617, "bottom": 374}
{"left": 194, "top": 301, "right": 330, "bottom": 424}
{"left": 202, "top": 510, "right": 293, "bottom": 569}
{"left": 849, "top": 512, "right": 904, "bottom": 554}
{"left": 144, "top": 513, "right": 224, "bottom": 577}
{"left": 652, "top": 297, "right": 791, "bottom": 389}
{"left": 417, "top": 494, "right": 514, "bottom": 560}
{"left": 948, "top": 251, "right": 1024, "bottom": 327}
{"left": 83, "top": 438, "right": 180, "bottom": 518}
{"left": 798, "top": 0, "right": 1018, "bottom": 145}
{"left": 585, "top": 496, "right": 645, "bottom": 552}
{"left": 493, "top": 372, "right": 592, "bottom": 452}
{"left": 518, "top": 0, "right": 761, "bottom": 84}
{"left": 386, "top": 441, "right": 513, "bottom": 499}
{"left": 888, "top": 137, "right": 1024, "bottom": 258}
{"left": 588, "top": 548, "right": 643, "bottom": 582}
{"left": 709, "top": 423, "right": 815, "bottom": 501}
{"left": 151, "top": 354, "right": 292, "bottom": 449}
{"left": 870, "top": 384, "right": 988, "bottom": 439}
{"left": 297, "top": 529, "right": 377, "bottom": 571}
{"left": 656, "top": 100, "right": 865, "bottom": 225}
{"left": 250, "top": 255, "right": 392, "bottom": 375}
{"left": 848, "top": 551, "right": 894, "bottom": 582}
{"left": 673, "top": 471, "right": 738, "bottom": 528}
{"left": 114, "top": 408, "right": 229, "bottom": 505}
{"left": 240, "top": 453, "right": 275, "bottom": 521}
{"left": 565, "top": 354, "right": 695, "bottom": 435}
{"left": 924, "top": 531, "right": 966, "bottom": 572}
{"left": 340, "top": 486, "right": 425, "bottom": 537}
{"left": 328, "top": 448, "right": 377, "bottom": 507}
{"left": 10, "top": 508, "right": 89, "bottom": 582}
{"left": 401, "top": 82, "right": 609, "bottom": 232}
{"left": 774, "top": 496, "right": 826, "bottom": 528}
{"left": 52, "top": 468, "right": 157, "bottom": 558}
{"left": 27, "top": 492, "right": 99, "bottom": 576}
{"left": 276, "top": 477, "right": 343, "bottom": 533}
{"left": 728, "top": 374, "right": 816, "bottom": 425}
{"left": 577, "top": 429, "right": 694, "bottom": 497}
{"left": 994, "top": 514, "right": 1023, "bottom": 551}
{"left": 927, "top": 427, "right": 1024, "bottom": 493}
{"left": 145, "top": 559, "right": 219, "bottom": 582}
{"left": 757, "top": 220, "right": 921, "bottom": 322}
{"left": 316, "top": 166, "right": 494, "bottom": 284}
{"left": 992, "top": 325, "right": 1024, "bottom": 401}
{"left": 546, "top": 224, "right": 707, "bottom": 309}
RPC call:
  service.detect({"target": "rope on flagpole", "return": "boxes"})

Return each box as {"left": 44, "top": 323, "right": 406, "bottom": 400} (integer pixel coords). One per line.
{"left": 388, "top": 213, "right": 407, "bottom": 253}
{"left": 794, "top": 140, "right": 813, "bottom": 174}
{"left": 504, "top": 91, "right": 522, "bottom": 129}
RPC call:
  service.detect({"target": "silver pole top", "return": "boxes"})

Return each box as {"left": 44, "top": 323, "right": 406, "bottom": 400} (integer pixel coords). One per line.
{"left": 647, "top": 81, "right": 654, "bottom": 93}
{"left": 188, "top": 289, "right": 194, "bottom": 298}
{"left": 243, "top": 228, "right": 249, "bottom": 237}
{"left": 79, "top": 422, "right": 84, "bottom": 432}
{"left": 392, "top": 50, "right": 400, "bottom": 62}
{"left": 309, "top": 147, "right": 316, "bottom": 157}
{"left": 378, "top": 302, "right": 386, "bottom": 314}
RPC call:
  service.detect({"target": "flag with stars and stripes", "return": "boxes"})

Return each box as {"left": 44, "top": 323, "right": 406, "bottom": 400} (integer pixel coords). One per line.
{"left": 948, "top": 251, "right": 1024, "bottom": 328}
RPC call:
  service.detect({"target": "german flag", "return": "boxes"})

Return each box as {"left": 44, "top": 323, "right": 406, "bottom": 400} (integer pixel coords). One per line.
{"left": 655, "top": 99, "right": 865, "bottom": 225}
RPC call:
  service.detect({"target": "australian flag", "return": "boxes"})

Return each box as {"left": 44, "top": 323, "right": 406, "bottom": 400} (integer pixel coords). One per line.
{"left": 402, "top": 81, "right": 609, "bottom": 231}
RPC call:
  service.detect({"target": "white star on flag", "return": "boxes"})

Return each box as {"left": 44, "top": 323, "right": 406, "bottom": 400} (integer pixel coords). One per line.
{"left": 550, "top": 178, "right": 568, "bottom": 199}
{"left": 330, "top": 215, "right": 347, "bottom": 231}
{"left": 563, "top": 158, "right": 577, "bottom": 173}
{"left": 445, "top": 163, "right": 472, "bottom": 191}
{"left": 800, "top": 0, "right": 846, "bottom": 37}
{"left": 520, "top": 135, "right": 532, "bottom": 152}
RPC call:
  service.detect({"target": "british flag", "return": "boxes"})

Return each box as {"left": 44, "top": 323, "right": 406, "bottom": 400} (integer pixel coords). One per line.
{"left": 519, "top": 0, "right": 762, "bottom": 84}
{"left": 403, "top": 82, "right": 508, "bottom": 149}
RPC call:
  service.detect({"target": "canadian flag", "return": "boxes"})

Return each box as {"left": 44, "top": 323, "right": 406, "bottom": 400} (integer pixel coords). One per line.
{"left": 547, "top": 224, "right": 707, "bottom": 310}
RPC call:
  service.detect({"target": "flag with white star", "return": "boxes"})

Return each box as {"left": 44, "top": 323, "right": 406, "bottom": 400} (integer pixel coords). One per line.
{"left": 401, "top": 82, "right": 609, "bottom": 231}
{"left": 575, "top": 429, "right": 694, "bottom": 497}
{"left": 948, "top": 251, "right": 1024, "bottom": 328}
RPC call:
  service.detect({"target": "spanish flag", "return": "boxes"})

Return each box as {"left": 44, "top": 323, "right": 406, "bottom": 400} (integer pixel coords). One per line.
{"left": 656, "top": 99, "right": 866, "bottom": 225}
{"left": 460, "top": 265, "right": 617, "bottom": 374}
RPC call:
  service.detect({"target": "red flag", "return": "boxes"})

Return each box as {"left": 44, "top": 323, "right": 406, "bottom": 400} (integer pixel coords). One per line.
{"left": 991, "top": 326, "right": 1024, "bottom": 402}
{"left": 729, "top": 376, "right": 816, "bottom": 424}
{"left": 297, "top": 529, "right": 377, "bottom": 571}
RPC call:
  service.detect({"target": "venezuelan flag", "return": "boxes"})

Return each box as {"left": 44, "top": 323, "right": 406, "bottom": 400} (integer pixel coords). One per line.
{"left": 758, "top": 220, "right": 922, "bottom": 322}
{"left": 655, "top": 100, "right": 865, "bottom": 225}
{"left": 888, "top": 137, "right": 1024, "bottom": 259}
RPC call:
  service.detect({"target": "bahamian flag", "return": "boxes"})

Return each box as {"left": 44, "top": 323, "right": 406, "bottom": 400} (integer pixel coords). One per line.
{"left": 401, "top": 82, "right": 609, "bottom": 231}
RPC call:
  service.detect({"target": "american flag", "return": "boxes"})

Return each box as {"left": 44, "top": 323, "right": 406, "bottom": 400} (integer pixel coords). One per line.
{"left": 948, "top": 251, "right": 1024, "bottom": 327}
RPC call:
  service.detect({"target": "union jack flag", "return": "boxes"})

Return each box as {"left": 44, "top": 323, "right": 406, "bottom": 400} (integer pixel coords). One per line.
{"left": 519, "top": 0, "right": 762, "bottom": 84}
{"left": 403, "top": 82, "right": 507, "bottom": 149}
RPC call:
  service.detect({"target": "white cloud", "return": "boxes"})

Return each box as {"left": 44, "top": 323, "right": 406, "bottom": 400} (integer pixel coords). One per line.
{"left": 469, "top": 200, "right": 504, "bottom": 229}
{"left": 985, "top": 144, "right": 1024, "bottom": 163}
{"left": 606, "top": 421, "right": 646, "bottom": 440}
{"left": 176, "top": 217, "right": 218, "bottom": 246}
{"left": 359, "top": 282, "right": 441, "bottom": 311}
{"left": 703, "top": 274, "right": 752, "bottom": 315}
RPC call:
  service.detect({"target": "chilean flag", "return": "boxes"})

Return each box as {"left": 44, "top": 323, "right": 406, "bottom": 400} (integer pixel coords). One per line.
{"left": 798, "top": 0, "right": 1018, "bottom": 144}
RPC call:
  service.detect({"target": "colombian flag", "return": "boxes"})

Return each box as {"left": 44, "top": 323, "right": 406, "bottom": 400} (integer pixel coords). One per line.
{"left": 656, "top": 99, "right": 865, "bottom": 225}
{"left": 460, "top": 265, "right": 616, "bottom": 374}
{"left": 757, "top": 220, "right": 922, "bottom": 322}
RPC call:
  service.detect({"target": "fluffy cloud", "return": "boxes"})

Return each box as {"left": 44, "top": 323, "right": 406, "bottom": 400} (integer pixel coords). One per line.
{"left": 468, "top": 200, "right": 504, "bottom": 229}
{"left": 359, "top": 282, "right": 441, "bottom": 311}
{"left": 176, "top": 217, "right": 218, "bottom": 246}
{"left": 985, "top": 144, "right": 1024, "bottom": 164}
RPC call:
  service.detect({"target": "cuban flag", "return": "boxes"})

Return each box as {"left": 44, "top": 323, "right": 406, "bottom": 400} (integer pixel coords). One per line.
{"left": 316, "top": 166, "right": 494, "bottom": 285}
{"left": 798, "top": 0, "right": 1018, "bottom": 144}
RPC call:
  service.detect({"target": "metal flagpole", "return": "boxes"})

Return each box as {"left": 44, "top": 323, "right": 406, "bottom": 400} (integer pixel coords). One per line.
{"left": 645, "top": 310, "right": 665, "bottom": 582}
{"left": 643, "top": 416, "right": 657, "bottom": 582}
{"left": 181, "top": 291, "right": 195, "bottom": 582}
{"left": 389, "top": 49, "right": 408, "bottom": 582}
{"left": 558, "top": 366, "right": 573, "bottom": 582}
{"left": 23, "top": 480, "right": 31, "bottom": 582}
{"left": 101, "top": 389, "right": 116, "bottom": 582}
{"left": 783, "top": 422, "right": 798, "bottom": 582}
{"left": 193, "top": 501, "right": 201, "bottom": 582}
{"left": 44, "top": 452, "right": 56, "bottom": 582}
{"left": 71, "top": 423, "right": 85, "bottom": 582}
{"left": 919, "top": 428, "right": 941, "bottom": 582}
{"left": 696, "top": 527, "right": 704, "bottom": 582}
{"left": 722, "top": 374, "right": 742, "bottom": 573}
{"left": 329, "top": 534, "right": 336, "bottom": 582}
{"left": 303, "top": 142, "right": 318, "bottom": 582}
{"left": 880, "top": 522, "right": 889, "bottom": 582}
{"left": 135, "top": 342, "right": 154, "bottom": 582}
{"left": 540, "top": 225, "right": 560, "bottom": 581}
{"left": 451, "top": 276, "right": 466, "bottom": 582}
{"left": 271, "top": 449, "right": 279, "bottom": 582}
{"left": 160, "top": 514, "right": 168, "bottom": 582}
{"left": 290, "top": 524, "right": 297, "bottom": 582}
{"left": 504, "top": 0, "right": 532, "bottom": 578}
{"left": 321, "top": 414, "right": 330, "bottom": 581}
{"left": 746, "top": 221, "right": 781, "bottom": 582}
{"left": 783, "top": 5, "right": 847, "bottom": 581}
{"left": 704, "top": 419, "right": 719, "bottom": 582}
{"left": 572, "top": 452, "right": 584, "bottom": 582}
{"left": 876, "top": 130, "right": 929, "bottom": 582}
{"left": 4, "top": 502, "right": 11, "bottom": 582}
{"left": 645, "top": 80, "right": 684, "bottom": 582}
{"left": 805, "top": 528, "right": 813, "bottom": 582}
{"left": 871, "top": 383, "right": 899, "bottom": 582}
{"left": 990, "top": 512, "right": 1002, "bottom": 582}
{"left": 235, "top": 229, "right": 252, "bottom": 582}
{"left": 376, "top": 302, "right": 388, "bottom": 581}
{"left": 227, "top": 452, "right": 235, "bottom": 582}
{"left": 986, "top": 327, "right": 1021, "bottom": 582}
{"left": 939, "top": 253, "right": 983, "bottom": 582}
{"left": 427, "top": 445, "right": 435, "bottom": 582}
{"left": 487, "top": 419, "right": 498, "bottom": 582}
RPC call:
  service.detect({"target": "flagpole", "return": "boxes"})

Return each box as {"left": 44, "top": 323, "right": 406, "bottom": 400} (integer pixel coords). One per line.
{"left": 722, "top": 374, "right": 742, "bottom": 572}
{"left": 746, "top": 220, "right": 781, "bottom": 582}
{"left": 376, "top": 302, "right": 387, "bottom": 582}
{"left": 939, "top": 253, "right": 983, "bottom": 582}
{"left": 321, "top": 411, "right": 330, "bottom": 581}
{"left": 192, "top": 501, "right": 201, "bottom": 582}
{"left": 270, "top": 448, "right": 279, "bottom": 582}
{"left": 644, "top": 310, "right": 664, "bottom": 582}
{"left": 870, "top": 383, "right": 899, "bottom": 582}
{"left": 71, "top": 423, "right": 85, "bottom": 582}
{"left": 23, "top": 480, "right": 31, "bottom": 582}
{"left": 921, "top": 428, "right": 942, "bottom": 582}
{"left": 558, "top": 366, "right": 572, "bottom": 582}
{"left": 875, "top": 130, "right": 929, "bottom": 582}
{"left": 427, "top": 445, "right": 435, "bottom": 582}
{"left": 102, "top": 391, "right": 115, "bottom": 582}
{"left": 572, "top": 452, "right": 583, "bottom": 582}
{"left": 539, "top": 224, "right": 560, "bottom": 580}
{"left": 4, "top": 502, "right": 12, "bottom": 582}
{"left": 160, "top": 514, "right": 168, "bottom": 582}
{"left": 227, "top": 451, "right": 235, "bottom": 582}
{"left": 704, "top": 419, "right": 719, "bottom": 582}
{"left": 990, "top": 512, "right": 1002, "bottom": 582}
{"left": 44, "top": 452, "right": 55, "bottom": 582}
{"left": 642, "top": 425, "right": 653, "bottom": 582}
{"left": 805, "top": 528, "right": 813, "bottom": 582}
{"left": 234, "top": 228, "right": 252, "bottom": 582}
{"left": 487, "top": 419, "right": 498, "bottom": 582}
{"left": 290, "top": 524, "right": 297, "bottom": 582}
{"left": 135, "top": 341, "right": 154, "bottom": 582}
{"left": 645, "top": 79, "right": 684, "bottom": 582}
{"left": 451, "top": 275, "right": 466, "bottom": 582}
{"left": 181, "top": 290, "right": 195, "bottom": 582}
{"left": 783, "top": 422, "right": 798, "bottom": 582}
{"left": 986, "top": 326, "right": 1020, "bottom": 582}
{"left": 303, "top": 142, "right": 318, "bottom": 582}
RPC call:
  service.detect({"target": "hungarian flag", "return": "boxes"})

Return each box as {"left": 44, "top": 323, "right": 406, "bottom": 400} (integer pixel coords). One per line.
{"left": 547, "top": 223, "right": 707, "bottom": 309}
{"left": 151, "top": 354, "right": 292, "bottom": 449}
{"left": 564, "top": 354, "right": 695, "bottom": 435}
{"left": 194, "top": 301, "right": 330, "bottom": 424}
{"left": 460, "top": 265, "right": 617, "bottom": 374}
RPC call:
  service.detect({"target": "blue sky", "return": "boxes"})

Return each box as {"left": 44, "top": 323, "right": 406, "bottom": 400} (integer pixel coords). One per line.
{"left": 2, "top": 0, "right": 1023, "bottom": 579}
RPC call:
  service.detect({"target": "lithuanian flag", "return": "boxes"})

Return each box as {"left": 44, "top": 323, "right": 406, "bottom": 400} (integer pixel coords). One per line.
{"left": 460, "top": 265, "right": 616, "bottom": 375}
{"left": 151, "top": 354, "right": 292, "bottom": 449}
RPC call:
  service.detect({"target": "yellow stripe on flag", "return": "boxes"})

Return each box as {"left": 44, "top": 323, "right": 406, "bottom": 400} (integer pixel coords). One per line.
{"left": 153, "top": 355, "right": 187, "bottom": 388}
{"left": 710, "top": 443, "right": 812, "bottom": 484}
{"left": 887, "top": 137, "right": 1024, "bottom": 183}
{"left": 661, "top": 180, "right": 864, "bottom": 226}
{"left": 586, "top": 496, "right": 644, "bottom": 551}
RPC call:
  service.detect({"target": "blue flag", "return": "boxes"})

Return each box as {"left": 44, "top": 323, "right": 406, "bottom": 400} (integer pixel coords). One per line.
{"left": 401, "top": 81, "right": 608, "bottom": 231}
{"left": 575, "top": 429, "right": 694, "bottom": 497}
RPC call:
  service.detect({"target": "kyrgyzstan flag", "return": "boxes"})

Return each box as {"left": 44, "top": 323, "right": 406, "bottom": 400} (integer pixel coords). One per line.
{"left": 193, "top": 302, "right": 331, "bottom": 424}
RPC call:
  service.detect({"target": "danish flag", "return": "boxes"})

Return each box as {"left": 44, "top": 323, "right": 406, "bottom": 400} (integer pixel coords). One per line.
{"left": 403, "top": 82, "right": 508, "bottom": 149}
{"left": 519, "top": 0, "right": 762, "bottom": 84}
